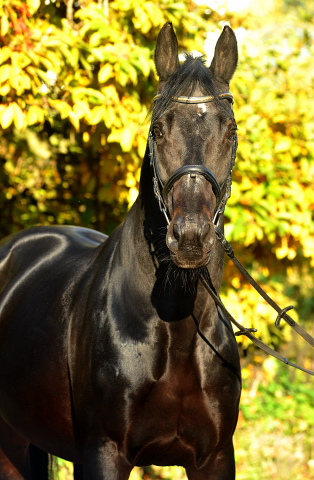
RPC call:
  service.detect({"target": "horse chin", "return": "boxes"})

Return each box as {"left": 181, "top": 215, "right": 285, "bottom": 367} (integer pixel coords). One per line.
{"left": 170, "top": 251, "right": 211, "bottom": 269}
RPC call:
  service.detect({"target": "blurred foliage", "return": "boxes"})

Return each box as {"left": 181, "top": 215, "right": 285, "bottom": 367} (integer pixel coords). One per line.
{"left": 220, "top": 0, "right": 314, "bottom": 350}
{"left": 0, "top": 0, "right": 214, "bottom": 235}
{"left": 234, "top": 357, "right": 314, "bottom": 479}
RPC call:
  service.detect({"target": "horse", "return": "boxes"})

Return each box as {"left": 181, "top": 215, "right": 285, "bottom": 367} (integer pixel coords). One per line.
{"left": 0, "top": 22, "right": 241, "bottom": 480}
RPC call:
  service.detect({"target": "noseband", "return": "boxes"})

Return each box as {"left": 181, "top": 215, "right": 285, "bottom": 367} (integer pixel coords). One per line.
{"left": 148, "top": 92, "right": 238, "bottom": 226}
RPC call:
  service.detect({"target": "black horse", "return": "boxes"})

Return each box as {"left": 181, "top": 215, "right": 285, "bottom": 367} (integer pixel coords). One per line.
{"left": 0, "top": 22, "right": 241, "bottom": 480}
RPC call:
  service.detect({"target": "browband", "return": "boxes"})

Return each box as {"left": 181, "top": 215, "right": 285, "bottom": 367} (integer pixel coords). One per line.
{"left": 153, "top": 92, "right": 234, "bottom": 105}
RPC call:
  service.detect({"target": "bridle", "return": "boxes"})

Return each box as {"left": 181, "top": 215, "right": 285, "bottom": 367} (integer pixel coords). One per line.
{"left": 147, "top": 90, "right": 314, "bottom": 377}
{"left": 148, "top": 91, "right": 237, "bottom": 227}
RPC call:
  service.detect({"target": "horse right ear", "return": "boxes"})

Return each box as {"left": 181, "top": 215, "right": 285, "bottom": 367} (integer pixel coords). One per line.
{"left": 154, "top": 22, "right": 179, "bottom": 88}
{"left": 209, "top": 25, "right": 238, "bottom": 85}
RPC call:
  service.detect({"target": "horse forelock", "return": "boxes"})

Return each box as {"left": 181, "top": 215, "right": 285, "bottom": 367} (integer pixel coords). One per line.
{"left": 149, "top": 54, "right": 234, "bottom": 124}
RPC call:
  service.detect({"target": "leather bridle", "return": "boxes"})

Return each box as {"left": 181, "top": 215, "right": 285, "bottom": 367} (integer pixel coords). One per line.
{"left": 148, "top": 90, "right": 314, "bottom": 377}
{"left": 148, "top": 91, "right": 237, "bottom": 227}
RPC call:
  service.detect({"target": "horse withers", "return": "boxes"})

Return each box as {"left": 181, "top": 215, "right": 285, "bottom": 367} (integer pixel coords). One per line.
{"left": 0, "top": 22, "right": 241, "bottom": 480}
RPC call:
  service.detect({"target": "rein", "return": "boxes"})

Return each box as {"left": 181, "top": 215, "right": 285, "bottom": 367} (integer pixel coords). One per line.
{"left": 203, "top": 227, "right": 314, "bottom": 377}
{"left": 149, "top": 91, "right": 314, "bottom": 376}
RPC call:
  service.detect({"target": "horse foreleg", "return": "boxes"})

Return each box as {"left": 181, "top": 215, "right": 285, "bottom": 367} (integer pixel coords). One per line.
{"left": 185, "top": 441, "right": 235, "bottom": 480}
{"left": 83, "top": 439, "right": 131, "bottom": 480}
{"left": 0, "top": 417, "right": 31, "bottom": 480}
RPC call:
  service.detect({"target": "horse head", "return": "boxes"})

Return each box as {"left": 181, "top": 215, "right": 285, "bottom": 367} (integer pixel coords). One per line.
{"left": 149, "top": 22, "right": 238, "bottom": 269}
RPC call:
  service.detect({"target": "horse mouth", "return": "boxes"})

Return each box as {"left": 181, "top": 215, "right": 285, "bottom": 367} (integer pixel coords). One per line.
{"left": 170, "top": 251, "right": 211, "bottom": 269}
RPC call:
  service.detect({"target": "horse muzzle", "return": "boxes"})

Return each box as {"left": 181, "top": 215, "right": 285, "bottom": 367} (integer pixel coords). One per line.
{"left": 166, "top": 213, "right": 216, "bottom": 269}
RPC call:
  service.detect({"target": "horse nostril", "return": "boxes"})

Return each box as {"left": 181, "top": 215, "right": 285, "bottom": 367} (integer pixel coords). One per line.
{"left": 173, "top": 224, "right": 180, "bottom": 242}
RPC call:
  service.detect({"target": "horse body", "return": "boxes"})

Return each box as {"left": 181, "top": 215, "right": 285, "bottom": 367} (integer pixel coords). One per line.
{"left": 0, "top": 22, "right": 241, "bottom": 480}
{"left": 0, "top": 226, "right": 107, "bottom": 461}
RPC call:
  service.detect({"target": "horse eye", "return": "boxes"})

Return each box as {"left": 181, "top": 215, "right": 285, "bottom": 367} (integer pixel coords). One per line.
{"left": 227, "top": 129, "right": 236, "bottom": 140}
{"left": 153, "top": 127, "right": 162, "bottom": 138}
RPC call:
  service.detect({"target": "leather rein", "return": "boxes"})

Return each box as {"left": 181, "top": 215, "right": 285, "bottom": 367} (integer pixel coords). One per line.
{"left": 149, "top": 91, "right": 314, "bottom": 377}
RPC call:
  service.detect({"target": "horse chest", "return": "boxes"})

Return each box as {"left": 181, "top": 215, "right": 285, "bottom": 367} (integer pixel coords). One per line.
{"left": 121, "top": 364, "right": 237, "bottom": 468}
{"left": 97, "top": 344, "right": 239, "bottom": 468}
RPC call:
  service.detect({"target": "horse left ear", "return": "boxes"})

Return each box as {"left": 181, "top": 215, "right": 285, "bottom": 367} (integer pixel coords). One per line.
{"left": 209, "top": 25, "right": 238, "bottom": 85}
{"left": 154, "top": 22, "right": 180, "bottom": 88}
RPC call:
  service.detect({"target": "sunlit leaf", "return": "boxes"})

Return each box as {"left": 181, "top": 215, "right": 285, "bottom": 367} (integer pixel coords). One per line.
{"left": 27, "top": 105, "right": 44, "bottom": 125}
{"left": 0, "top": 64, "right": 9, "bottom": 83}
{"left": 275, "top": 136, "right": 292, "bottom": 153}
{"left": 27, "top": 0, "right": 41, "bottom": 13}
{"left": 98, "top": 64, "right": 113, "bottom": 83}
{"left": 88, "top": 106, "right": 105, "bottom": 125}
{"left": 0, "top": 83, "right": 9, "bottom": 96}
{"left": 0, "top": 104, "right": 14, "bottom": 129}
{"left": 12, "top": 103, "right": 25, "bottom": 130}
{"left": 1, "top": 13, "right": 9, "bottom": 37}
{"left": 68, "top": 111, "right": 80, "bottom": 131}
{"left": 0, "top": 46, "right": 11, "bottom": 65}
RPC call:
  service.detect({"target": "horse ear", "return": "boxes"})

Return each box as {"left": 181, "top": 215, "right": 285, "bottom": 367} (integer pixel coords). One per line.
{"left": 209, "top": 25, "right": 238, "bottom": 85}
{"left": 154, "top": 22, "right": 179, "bottom": 86}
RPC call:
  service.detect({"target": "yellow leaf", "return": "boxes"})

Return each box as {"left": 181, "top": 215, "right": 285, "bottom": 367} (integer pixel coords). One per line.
{"left": 49, "top": 100, "right": 71, "bottom": 119}
{"left": 291, "top": 145, "right": 300, "bottom": 158}
{"left": 128, "top": 187, "right": 138, "bottom": 208}
{"left": 26, "top": 0, "right": 40, "bottom": 13}
{"left": 137, "top": 135, "right": 146, "bottom": 158}
{"left": 9, "top": 66, "right": 21, "bottom": 91}
{"left": 83, "top": 132, "right": 90, "bottom": 142}
{"left": 107, "top": 128, "right": 122, "bottom": 144}
{"left": 98, "top": 64, "right": 113, "bottom": 84}
{"left": 12, "top": 102, "right": 25, "bottom": 130}
{"left": 231, "top": 277, "right": 241, "bottom": 289}
{"left": 27, "top": 105, "right": 44, "bottom": 125}
{"left": 1, "top": 13, "right": 9, "bottom": 37}
{"left": 18, "top": 52, "right": 31, "bottom": 69}
{"left": 0, "top": 64, "right": 9, "bottom": 82}
{"left": 12, "top": 76, "right": 26, "bottom": 96}
{"left": 21, "top": 73, "right": 31, "bottom": 91}
{"left": 45, "top": 51, "right": 61, "bottom": 72}
{"left": 0, "top": 46, "right": 11, "bottom": 65}
{"left": 104, "top": 105, "right": 119, "bottom": 128}
{"left": 59, "top": 103, "right": 72, "bottom": 120}
{"left": 120, "top": 126, "right": 135, "bottom": 152}
{"left": 275, "top": 136, "right": 292, "bottom": 153}
{"left": 68, "top": 111, "right": 80, "bottom": 131}
{"left": 100, "top": 85, "right": 119, "bottom": 103}
{"left": 276, "top": 238, "right": 289, "bottom": 259}
{"left": 125, "top": 172, "right": 136, "bottom": 188}
{"left": 88, "top": 106, "right": 104, "bottom": 125}
{"left": 73, "top": 101, "right": 90, "bottom": 120}
{"left": 0, "top": 83, "right": 9, "bottom": 95}
{"left": 0, "top": 104, "right": 14, "bottom": 129}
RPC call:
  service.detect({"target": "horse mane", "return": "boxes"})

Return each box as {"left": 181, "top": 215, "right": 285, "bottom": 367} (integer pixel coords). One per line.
{"left": 150, "top": 53, "right": 234, "bottom": 124}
